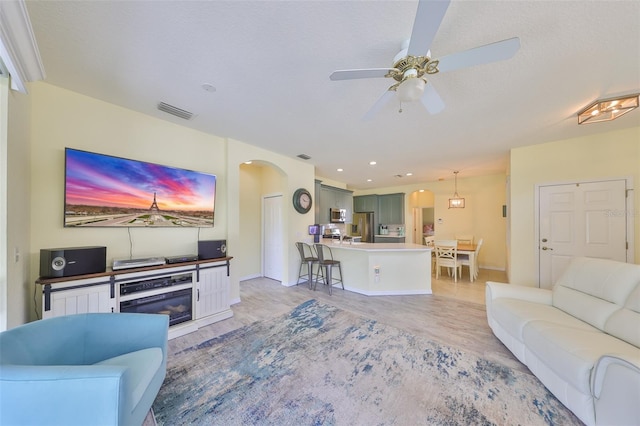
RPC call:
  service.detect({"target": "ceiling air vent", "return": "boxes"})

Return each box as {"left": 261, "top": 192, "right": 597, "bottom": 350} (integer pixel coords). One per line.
{"left": 297, "top": 154, "right": 311, "bottom": 160}
{"left": 157, "top": 102, "right": 194, "bottom": 120}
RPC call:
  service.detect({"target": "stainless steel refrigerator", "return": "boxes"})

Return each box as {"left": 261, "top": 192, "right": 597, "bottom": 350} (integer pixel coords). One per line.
{"left": 351, "top": 212, "right": 374, "bottom": 243}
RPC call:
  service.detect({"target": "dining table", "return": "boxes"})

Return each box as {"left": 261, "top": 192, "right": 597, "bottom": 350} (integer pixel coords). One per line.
{"left": 457, "top": 243, "right": 478, "bottom": 282}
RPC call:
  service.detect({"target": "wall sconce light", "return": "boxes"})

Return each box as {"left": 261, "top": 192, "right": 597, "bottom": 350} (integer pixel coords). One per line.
{"left": 448, "top": 171, "right": 465, "bottom": 208}
{"left": 578, "top": 94, "right": 639, "bottom": 124}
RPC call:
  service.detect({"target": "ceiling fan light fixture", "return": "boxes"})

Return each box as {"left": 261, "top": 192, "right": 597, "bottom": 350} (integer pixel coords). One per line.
{"left": 397, "top": 76, "right": 425, "bottom": 102}
{"left": 577, "top": 94, "right": 639, "bottom": 124}
{"left": 448, "top": 171, "right": 465, "bottom": 209}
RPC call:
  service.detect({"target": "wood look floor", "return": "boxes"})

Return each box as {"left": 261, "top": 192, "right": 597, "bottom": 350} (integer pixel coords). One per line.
{"left": 168, "top": 267, "right": 527, "bottom": 373}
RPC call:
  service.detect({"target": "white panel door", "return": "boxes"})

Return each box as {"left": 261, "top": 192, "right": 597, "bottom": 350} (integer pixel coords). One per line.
{"left": 538, "top": 180, "right": 627, "bottom": 288}
{"left": 263, "top": 195, "right": 283, "bottom": 281}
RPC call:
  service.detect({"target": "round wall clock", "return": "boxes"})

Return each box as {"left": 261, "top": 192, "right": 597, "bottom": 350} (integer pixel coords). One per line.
{"left": 293, "top": 188, "right": 312, "bottom": 214}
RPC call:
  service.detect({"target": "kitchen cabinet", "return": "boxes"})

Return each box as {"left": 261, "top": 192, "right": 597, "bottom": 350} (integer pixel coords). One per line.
{"left": 319, "top": 184, "right": 353, "bottom": 223}
{"left": 354, "top": 195, "right": 378, "bottom": 213}
{"left": 378, "top": 193, "right": 405, "bottom": 225}
{"left": 374, "top": 236, "right": 406, "bottom": 243}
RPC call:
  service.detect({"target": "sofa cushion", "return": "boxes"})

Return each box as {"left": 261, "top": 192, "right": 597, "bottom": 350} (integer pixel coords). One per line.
{"left": 552, "top": 257, "right": 640, "bottom": 331}
{"left": 96, "top": 347, "right": 163, "bottom": 411}
{"left": 522, "top": 320, "right": 639, "bottom": 394}
{"left": 604, "top": 284, "right": 640, "bottom": 347}
{"left": 490, "top": 298, "right": 597, "bottom": 342}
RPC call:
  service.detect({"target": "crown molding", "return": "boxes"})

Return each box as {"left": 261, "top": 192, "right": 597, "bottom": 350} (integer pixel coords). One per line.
{"left": 0, "top": 0, "right": 45, "bottom": 93}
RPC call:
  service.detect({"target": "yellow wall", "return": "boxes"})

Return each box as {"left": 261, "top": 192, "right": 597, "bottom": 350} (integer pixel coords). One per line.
{"left": 509, "top": 126, "right": 640, "bottom": 286}
{"left": 8, "top": 80, "right": 637, "bottom": 324}
{"left": 1, "top": 81, "right": 318, "bottom": 322}
{"left": 238, "top": 163, "right": 263, "bottom": 280}
{"left": 227, "top": 139, "right": 315, "bottom": 302}
{"left": 28, "top": 82, "right": 228, "bottom": 318}
{"left": 6, "top": 81, "right": 31, "bottom": 328}
{"left": 238, "top": 162, "right": 289, "bottom": 283}
{"left": 354, "top": 173, "right": 508, "bottom": 271}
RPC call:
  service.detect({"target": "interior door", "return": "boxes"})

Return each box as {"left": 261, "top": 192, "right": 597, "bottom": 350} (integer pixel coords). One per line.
{"left": 538, "top": 180, "right": 628, "bottom": 288}
{"left": 263, "top": 195, "right": 283, "bottom": 281}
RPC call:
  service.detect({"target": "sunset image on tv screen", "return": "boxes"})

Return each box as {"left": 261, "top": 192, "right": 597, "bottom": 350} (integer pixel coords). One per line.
{"left": 64, "top": 148, "right": 216, "bottom": 227}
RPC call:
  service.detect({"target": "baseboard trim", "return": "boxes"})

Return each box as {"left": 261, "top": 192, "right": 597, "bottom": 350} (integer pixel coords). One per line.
{"left": 239, "top": 273, "right": 261, "bottom": 281}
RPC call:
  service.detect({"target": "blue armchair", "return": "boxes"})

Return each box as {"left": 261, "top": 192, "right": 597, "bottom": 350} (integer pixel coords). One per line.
{"left": 0, "top": 313, "right": 169, "bottom": 426}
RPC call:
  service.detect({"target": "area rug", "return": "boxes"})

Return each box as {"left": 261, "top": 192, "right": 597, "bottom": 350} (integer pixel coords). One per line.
{"left": 153, "top": 299, "right": 582, "bottom": 425}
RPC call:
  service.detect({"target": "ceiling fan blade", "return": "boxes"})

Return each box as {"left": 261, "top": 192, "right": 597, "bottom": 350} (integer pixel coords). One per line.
{"left": 437, "top": 37, "right": 521, "bottom": 73}
{"left": 407, "top": 0, "right": 451, "bottom": 57}
{"left": 363, "top": 89, "right": 396, "bottom": 121}
{"left": 330, "top": 68, "right": 396, "bottom": 81}
{"left": 420, "top": 82, "right": 445, "bottom": 114}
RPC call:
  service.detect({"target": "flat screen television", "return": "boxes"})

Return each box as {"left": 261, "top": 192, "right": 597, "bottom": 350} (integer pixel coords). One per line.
{"left": 64, "top": 148, "right": 216, "bottom": 227}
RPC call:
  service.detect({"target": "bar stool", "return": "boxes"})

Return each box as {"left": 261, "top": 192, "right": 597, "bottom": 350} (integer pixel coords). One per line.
{"left": 314, "top": 243, "right": 344, "bottom": 295}
{"left": 295, "top": 242, "right": 318, "bottom": 289}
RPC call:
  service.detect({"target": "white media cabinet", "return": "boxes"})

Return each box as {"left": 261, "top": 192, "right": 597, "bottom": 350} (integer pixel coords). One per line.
{"left": 36, "top": 257, "right": 233, "bottom": 340}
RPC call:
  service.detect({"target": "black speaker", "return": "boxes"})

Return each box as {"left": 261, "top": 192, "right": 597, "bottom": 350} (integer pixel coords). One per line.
{"left": 40, "top": 246, "right": 107, "bottom": 278}
{"left": 198, "top": 240, "right": 227, "bottom": 260}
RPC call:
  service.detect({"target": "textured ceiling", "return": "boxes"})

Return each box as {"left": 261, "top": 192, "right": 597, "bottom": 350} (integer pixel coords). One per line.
{"left": 26, "top": 0, "right": 640, "bottom": 189}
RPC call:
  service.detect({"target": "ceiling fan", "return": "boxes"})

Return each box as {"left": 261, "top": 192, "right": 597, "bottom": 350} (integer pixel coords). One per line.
{"left": 329, "top": 0, "right": 520, "bottom": 120}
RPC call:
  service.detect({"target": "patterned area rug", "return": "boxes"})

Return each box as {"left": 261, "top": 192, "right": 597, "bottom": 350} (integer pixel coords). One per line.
{"left": 153, "top": 299, "right": 582, "bottom": 425}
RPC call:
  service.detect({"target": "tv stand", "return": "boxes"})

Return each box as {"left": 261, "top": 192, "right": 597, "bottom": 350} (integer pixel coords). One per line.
{"left": 36, "top": 257, "right": 233, "bottom": 340}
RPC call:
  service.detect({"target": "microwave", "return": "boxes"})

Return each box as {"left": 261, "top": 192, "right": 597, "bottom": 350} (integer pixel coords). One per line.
{"left": 330, "top": 208, "right": 346, "bottom": 223}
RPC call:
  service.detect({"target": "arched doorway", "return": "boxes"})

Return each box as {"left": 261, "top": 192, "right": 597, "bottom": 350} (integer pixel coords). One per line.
{"left": 408, "top": 190, "right": 435, "bottom": 245}
{"left": 238, "top": 161, "right": 287, "bottom": 282}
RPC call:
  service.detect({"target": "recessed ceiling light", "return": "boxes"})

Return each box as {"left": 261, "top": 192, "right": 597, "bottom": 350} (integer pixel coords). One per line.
{"left": 202, "top": 83, "right": 216, "bottom": 92}
{"left": 419, "top": 189, "right": 425, "bottom": 192}
{"left": 406, "top": 172, "right": 413, "bottom": 176}
{"left": 367, "top": 179, "right": 373, "bottom": 182}
{"left": 369, "top": 161, "right": 377, "bottom": 166}
{"left": 337, "top": 168, "right": 343, "bottom": 172}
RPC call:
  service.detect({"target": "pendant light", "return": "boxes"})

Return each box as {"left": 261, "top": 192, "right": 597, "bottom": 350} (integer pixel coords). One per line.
{"left": 448, "top": 171, "right": 465, "bottom": 208}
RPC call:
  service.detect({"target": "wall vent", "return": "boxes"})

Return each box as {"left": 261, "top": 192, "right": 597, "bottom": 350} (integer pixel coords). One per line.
{"left": 297, "top": 154, "right": 311, "bottom": 160}
{"left": 157, "top": 102, "right": 194, "bottom": 120}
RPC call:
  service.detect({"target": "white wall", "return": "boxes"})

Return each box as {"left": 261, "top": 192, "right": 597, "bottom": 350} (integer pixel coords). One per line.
{"left": 509, "top": 126, "right": 640, "bottom": 286}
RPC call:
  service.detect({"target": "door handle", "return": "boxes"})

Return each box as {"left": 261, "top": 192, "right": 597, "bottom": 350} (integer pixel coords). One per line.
{"left": 542, "top": 247, "right": 554, "bottom": 251}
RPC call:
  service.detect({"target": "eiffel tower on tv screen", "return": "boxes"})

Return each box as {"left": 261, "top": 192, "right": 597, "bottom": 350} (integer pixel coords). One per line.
{"left": 149, "top": 192, "right": 160, "bottom": 214}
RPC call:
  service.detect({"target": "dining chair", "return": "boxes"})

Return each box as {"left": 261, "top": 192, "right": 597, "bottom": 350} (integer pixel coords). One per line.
{"left": 459, "top": 238, "right": 483, "bottom": 280}
{"left": 424, "top": 236, "right": 436, "bottom": 271}
{"left": 314, "top": 243, "right": 344, "bottom": 295}
{"left": 434, "top": 239, "right": 461, "bottom": 282}
{"left": 455, "top": 235, "right": 474, "bottom": 245}
{"left": 296, "top": 242, "right": 319, "bottom": 289}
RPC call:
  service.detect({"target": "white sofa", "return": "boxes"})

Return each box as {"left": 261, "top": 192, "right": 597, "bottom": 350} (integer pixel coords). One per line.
{"left": 486, "top": 257, "right": 640, "bottom": 426}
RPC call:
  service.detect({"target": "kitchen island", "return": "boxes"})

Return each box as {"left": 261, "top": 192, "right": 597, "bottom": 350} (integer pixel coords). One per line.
{"left": 326, "top": 242, "right": 432, "bottom": 296}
